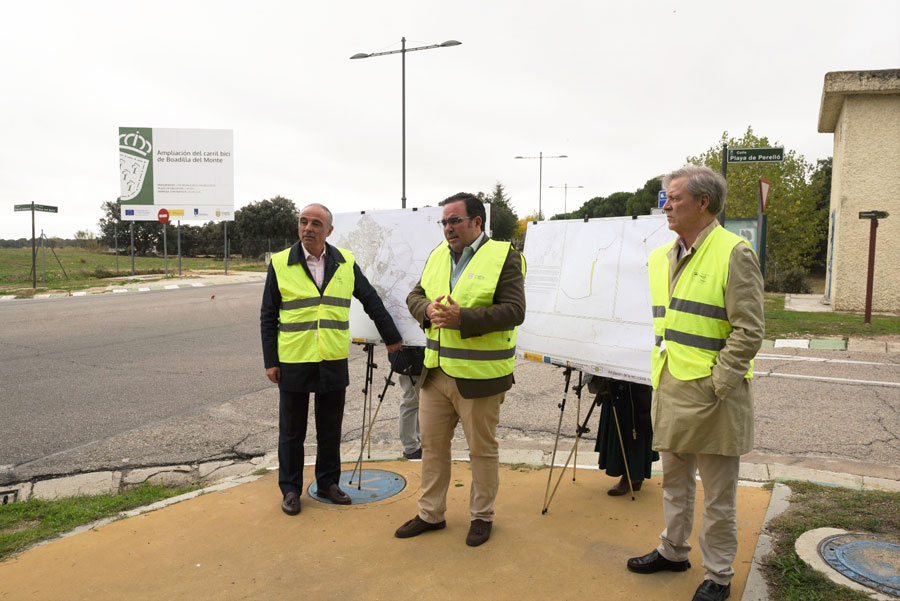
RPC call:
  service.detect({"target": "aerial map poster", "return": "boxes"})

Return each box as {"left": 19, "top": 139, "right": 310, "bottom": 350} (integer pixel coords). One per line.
{"left": 518, "top": 215, "right": 677, "bottom": 384}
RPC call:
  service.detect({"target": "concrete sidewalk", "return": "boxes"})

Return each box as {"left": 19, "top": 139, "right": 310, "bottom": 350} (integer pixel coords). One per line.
{"left": 0, "top": 460, "right": 772, "bottom": 601}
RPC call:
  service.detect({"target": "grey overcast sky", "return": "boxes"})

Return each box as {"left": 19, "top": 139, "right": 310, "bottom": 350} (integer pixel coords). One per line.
{"left": 1, "top": 0, "right": 898, "bottom": 240}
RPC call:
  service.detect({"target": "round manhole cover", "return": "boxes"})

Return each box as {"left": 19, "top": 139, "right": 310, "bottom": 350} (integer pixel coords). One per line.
{"left": 308, "top": 469, "right": 407, "bottom": 505}
{"left": 819, "top": 533, "right": 900, "bottom": 596}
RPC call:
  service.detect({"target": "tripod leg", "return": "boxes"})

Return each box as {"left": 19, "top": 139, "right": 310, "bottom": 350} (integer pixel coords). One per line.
{"left": 350, "top": 344, "right": 375, "bottom": 486}
{"left": 542, "top": 367, "right": 572, "bottom": 513}
{"left": 612, "top": 404, "right": 635, "bottom": 501}
{"left": 573, "top": 371, "right": 583, "bottom": 482}
{"left": 543, "top": 399, "right": 598, "bottom": 514}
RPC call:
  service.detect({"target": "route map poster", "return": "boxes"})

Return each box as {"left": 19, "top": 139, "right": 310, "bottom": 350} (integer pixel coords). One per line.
{"left": 331, "top": 205, "right": 490, "bottom": 347}
{"left": 119, "top": 127, "right": 234, "bottom": 221}
{"left": 518, "top": 215, "right": 676, "bottom": 384}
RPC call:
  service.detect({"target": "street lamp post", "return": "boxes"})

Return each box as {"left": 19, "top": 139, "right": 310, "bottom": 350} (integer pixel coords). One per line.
{"left": 548, "top": 184, "right": 584, "bottom": 214}
{"left": 514, "top": 152, "right": 567, "bottom": 218}
{"left": 351, "top": 37, "right": 462, "bottom": 209}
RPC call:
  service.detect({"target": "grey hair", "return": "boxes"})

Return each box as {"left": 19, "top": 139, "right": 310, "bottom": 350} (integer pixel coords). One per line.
{"left": 663, "top": 165, "right": 727, "bottom": 215}
{"left": 301, "top": 203, "right": 334, "bottom": 227}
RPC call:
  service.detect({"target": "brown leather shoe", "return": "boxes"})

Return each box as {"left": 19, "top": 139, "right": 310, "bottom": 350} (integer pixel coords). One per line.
{"left": 281, "top": 491, "right": 301, "bottom": 515}
{"left": 395, "top": 516, "right": 446, "bottom": 538}
{"left": 608, "top": 476, "right": 643, "bottom": 496}
{"left": 315, "top": 483, "right": 352, "bottom": 505}
{"left": 465, "top": 519, "right": 492, "bottom": 547}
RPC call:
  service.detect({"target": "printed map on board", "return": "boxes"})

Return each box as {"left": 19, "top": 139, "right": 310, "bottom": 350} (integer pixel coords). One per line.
{"left": 518, "top": 215, "right": 676, "bottom": 384}
{"left": 331, "top": 207, "right": 445, "bottom": 346}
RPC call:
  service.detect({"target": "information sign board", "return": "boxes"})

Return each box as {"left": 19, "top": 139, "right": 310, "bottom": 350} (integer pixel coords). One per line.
{"left": 119, "top": 127, "right": 234, "bottom": 221}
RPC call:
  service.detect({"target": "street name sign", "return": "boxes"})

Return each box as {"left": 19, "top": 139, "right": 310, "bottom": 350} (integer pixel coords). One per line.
{"left": 727, "top": 147, "right": 784, "bottom": 163}
{"left": 14, "top": 204, "right": 31, "bottom": 211}
{"left": 34, "top": 204, "right": 58, "bottom": 213}
{"left": 859, "top": 211, "right": 888, "bottom": 219}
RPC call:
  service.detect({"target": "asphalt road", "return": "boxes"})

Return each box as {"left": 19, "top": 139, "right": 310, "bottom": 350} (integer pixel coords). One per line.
{"left": 2, "top": 281, "right": 899, "bottom": 484}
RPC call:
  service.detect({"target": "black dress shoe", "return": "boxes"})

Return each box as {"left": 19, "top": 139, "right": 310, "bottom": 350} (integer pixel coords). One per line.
{"left": 281, "top": 491, "right": 301, "bottom": 515}
{"left": 692, "top": 579, "right": 730, "bottom": 601}
{"left": 626, "top": 549, "right": 691, "bottom": 573}
{"left": 315, "top": 483, "right": 352, "bottom": 505}
{"left": 403, "top": 447, "right": 422, "bottom": 460}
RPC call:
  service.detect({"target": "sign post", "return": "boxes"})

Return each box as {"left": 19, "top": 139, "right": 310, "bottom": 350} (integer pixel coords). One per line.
{"left": 14, "top": 202, "right": 58, "bottom": 288}
{"left": 859, "top": 211, "right": 889, "bottom": 324}
{"left": 158, "top": 209, "right": 170, "bottom": 276}
{"left": 756, "top": 178, "right": 772, "bottom": 280}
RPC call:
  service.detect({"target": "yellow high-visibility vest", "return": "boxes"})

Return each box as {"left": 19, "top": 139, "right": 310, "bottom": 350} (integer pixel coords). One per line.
{"left": 421, "top": 240, "right": 523, "bottom": 379}
{"left": 648, "top": 226, "right": 754, "bottom": 388}
{"left": 271, "top": 246, "right": 355, "bottom": 363}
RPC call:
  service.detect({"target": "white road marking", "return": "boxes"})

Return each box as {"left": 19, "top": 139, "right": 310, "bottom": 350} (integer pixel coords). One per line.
{"left": 71, "top": 291, "right": 87, "bottom": 296}
{"left": 112, "top": 289, "right": 128, "bottom": 294}
{"left": 756, "top": 371, "right": 900, "bottom": 388}
{"left": 191, "top": 283, "right": 205, "bottom": 287}
{"left": 139, "top": 287, "right": 150, "bottom": 292}
{"left": 756, "top": 353, "right": 891, "bottom": 366}
{"left": 164, "top": 284, "right": 179, "bottom": 290}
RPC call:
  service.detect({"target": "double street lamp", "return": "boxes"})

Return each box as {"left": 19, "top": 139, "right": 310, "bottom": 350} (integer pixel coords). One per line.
{"left": 514, "top": 152, "right": 568, "bottom": 218}
{"left": 548, "top": 184, "right": 584, "bottom": 214}
{"left": 351, "top": 37, "right": 462, "bottom": 209}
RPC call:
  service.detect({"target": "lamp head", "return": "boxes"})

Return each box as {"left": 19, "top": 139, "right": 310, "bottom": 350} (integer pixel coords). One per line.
{"left": 440, "top": 40, "right": 462, "bottom": 47}
{"left": 350, "top": 53, "right": 370, "bottom": 59}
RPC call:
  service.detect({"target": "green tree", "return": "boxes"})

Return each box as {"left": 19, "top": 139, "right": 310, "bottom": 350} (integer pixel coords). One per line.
{"left": 808, "top": 157, "right": 832, "bottom": 272}
{"left": 233, "top": 196, "right": 299, "bottom": 258}
{"left": 477, "top": 182, "right": 518, "bottom": 241}
{"left": 625, "top": 177, "right": 663, "bottom": 216}
{"left": 687, "top": 126, "right": 826, "bottom": 279}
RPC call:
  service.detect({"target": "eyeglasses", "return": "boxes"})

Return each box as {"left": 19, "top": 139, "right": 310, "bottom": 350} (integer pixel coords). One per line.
{"left": 437, "top": 216, "right": 473, "bottom": 227}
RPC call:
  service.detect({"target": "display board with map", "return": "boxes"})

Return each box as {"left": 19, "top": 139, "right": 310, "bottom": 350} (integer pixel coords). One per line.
{"left": 330, "top": 207, "right": 453, "bottom": 346}
{"left": 518, "top": 215, "right": 676, "bottom": 384}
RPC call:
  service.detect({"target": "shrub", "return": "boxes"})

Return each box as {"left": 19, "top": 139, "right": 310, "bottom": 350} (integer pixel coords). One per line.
{"left": 766, "top": 267, "right": 811, "bottom": 293}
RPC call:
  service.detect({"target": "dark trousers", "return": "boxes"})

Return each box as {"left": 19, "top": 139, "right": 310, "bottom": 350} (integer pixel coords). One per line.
{"left": 278, "top": 388, "right": 345, "bottom": 496}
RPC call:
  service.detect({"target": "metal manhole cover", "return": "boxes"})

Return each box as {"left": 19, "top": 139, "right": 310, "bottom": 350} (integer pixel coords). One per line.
{"left": 819, "top": 533, "right": 900, "bottom": 596}
{"left": 308, "top": 469, "right": 407, "bottom": 505}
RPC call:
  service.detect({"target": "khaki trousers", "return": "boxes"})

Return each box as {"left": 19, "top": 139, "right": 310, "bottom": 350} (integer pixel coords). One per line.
{"left": 656, "top": 452, "right": 741, "bottom": 586}
{"left": 417, "top": 369, "right": 503, "bottom": 523}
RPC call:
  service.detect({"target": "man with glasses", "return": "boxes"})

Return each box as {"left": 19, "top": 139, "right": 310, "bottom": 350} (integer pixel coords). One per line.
{"left": 394, "top": 192, "right": 526, "bottom": 547}
{"left": 261, "top": 203, "right": 402, "bottom": 516}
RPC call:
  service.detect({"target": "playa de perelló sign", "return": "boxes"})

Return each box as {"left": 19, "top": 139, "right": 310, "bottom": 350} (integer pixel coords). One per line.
{"left": 119, "top": 127, "right": 234, "bottom": 221}
{"left": 726, "top": 147, "right": 784, "bottom": 163}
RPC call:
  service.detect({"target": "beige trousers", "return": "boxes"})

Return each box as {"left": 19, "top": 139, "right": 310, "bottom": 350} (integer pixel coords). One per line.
{"left": 417, "top": 369, "right": 503, "bottom": 523}
{"left": 656, "top": 452, "right": 741, "bottom": 586}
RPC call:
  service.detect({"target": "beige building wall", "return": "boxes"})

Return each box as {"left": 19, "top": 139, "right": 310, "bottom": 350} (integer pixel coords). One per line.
{"left": 819, "top": 70, "right": 900, "bottom": 312}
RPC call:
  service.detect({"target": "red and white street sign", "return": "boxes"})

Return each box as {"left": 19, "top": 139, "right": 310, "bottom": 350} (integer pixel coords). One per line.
{"left": 158, "top": 208, "right": 170, "bottom": 224}
{"left": 758, "top": 179, "right": 771, "bottom": 213}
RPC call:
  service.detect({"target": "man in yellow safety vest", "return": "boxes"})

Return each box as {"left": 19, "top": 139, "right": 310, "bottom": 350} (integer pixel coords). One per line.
{"left": 260, "top": 203, "right": 402, "bottom": 516}
{"left": 626, "top": 167, "right": 764, "bottom": 601}
{"left": 394, "top": 192, "right": 526, "bottom": 547}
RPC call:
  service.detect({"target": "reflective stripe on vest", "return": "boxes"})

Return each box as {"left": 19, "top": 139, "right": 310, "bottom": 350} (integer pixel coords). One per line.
{"left": 420, "top": 239, "right": 524, "bottom": 379}
{"left": 648, "top": 226, "right": 754, "bottom": 388}
{"left": 271, "top": 246, "right": 356, "bottom": 363}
